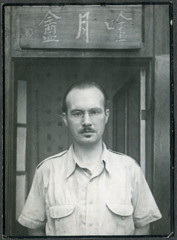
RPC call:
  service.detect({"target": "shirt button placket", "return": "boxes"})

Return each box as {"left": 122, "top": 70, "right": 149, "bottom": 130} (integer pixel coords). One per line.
{"left": 78, "top": 177, "right": 88, "bottom": 235}
{"left": 86, "top": 178, "right": 94, "bottom": 235}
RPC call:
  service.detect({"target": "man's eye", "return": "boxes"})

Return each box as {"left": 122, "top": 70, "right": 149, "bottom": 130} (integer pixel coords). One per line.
{"left": 90, "top": 110, "right": 101, "bottom": 115}
{"left": 72, "top": 112, "right": 83, "bottom": 117}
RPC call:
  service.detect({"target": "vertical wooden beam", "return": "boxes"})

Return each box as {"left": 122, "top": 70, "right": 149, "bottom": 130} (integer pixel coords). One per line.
{"left": 153, "top": 55, "right": 170, "bottom": 235}
{"left": 4, "top": 6, "right": 16, "bottom": 236}
{"left": 140, "top": 68, "right": 146, "bottom": 175}
{"left": 152, "top": 4, "right": 171, "bottom": 235}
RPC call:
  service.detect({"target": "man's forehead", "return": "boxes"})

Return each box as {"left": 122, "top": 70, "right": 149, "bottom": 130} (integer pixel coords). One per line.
{"left": 66, "top": 87, "right": 104, "bottom": 100}
{"left": 66, "top": 87, "right": 104, "bottom": 109}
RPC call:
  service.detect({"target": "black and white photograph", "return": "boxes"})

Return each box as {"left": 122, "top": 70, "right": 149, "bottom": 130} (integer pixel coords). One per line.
{"left": 2, "top": 1, "right": 174, "bottom": 238}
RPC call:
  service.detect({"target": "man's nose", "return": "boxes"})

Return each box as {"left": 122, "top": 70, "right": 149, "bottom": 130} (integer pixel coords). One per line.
{"left": 82, "top": 112, "right": 92, "bottom": 126}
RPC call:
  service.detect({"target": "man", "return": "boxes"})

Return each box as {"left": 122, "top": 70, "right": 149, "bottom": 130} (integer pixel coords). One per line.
{"left": 18, "top": 81, "right": 162, "bottom": 236}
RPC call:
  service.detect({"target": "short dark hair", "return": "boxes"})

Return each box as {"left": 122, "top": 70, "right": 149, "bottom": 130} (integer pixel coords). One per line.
{"left": 62, "top": 81, "right": 109, "bottom": 113}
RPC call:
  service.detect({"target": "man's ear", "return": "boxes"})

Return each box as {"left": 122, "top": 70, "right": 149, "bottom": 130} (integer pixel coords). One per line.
{"left": 62, "top": 113, "right": 68, "bottom": 126}
{"left": 105, "top": 109, "right": 110, "bottom": 123}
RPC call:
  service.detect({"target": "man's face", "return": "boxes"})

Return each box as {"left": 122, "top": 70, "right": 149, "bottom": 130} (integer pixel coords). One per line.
{"left": 63, "top": 87, "right": 110, "bottom": 146}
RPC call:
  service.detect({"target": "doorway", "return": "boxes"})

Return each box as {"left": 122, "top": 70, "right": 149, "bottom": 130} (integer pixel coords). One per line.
{"left": 14, "top": 57, "right": 152, "bottom": 235}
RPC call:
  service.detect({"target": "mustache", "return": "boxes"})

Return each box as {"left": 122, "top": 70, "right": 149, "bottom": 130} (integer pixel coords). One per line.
{"left": 79, "top": 127, "right": 95, "bottom": 133}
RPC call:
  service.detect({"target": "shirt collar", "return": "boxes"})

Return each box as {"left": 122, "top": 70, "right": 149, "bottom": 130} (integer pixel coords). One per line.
{"left": 101, "top": 143, "right": 113, "bottom": 174}
{"left": 66, "top": 145, "right": 76, "bottom": 179}
{"left": 66, "top": 143, "right": 112, "bottom": 179}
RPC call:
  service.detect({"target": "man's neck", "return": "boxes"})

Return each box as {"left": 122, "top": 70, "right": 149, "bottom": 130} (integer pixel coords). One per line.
{"left": 73, "top": 141, "right": 103, "bottom": 169}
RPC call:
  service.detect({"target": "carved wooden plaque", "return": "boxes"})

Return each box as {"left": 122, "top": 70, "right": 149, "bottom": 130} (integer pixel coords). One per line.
{"left": 19, "top": 5, "right": 142, "bottom": 49}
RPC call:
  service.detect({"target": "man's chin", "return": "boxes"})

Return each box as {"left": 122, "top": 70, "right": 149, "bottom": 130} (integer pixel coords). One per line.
{"left": 82, "top": 136, "right": 95, "bottom": 142}
{"left": 78, "top": 136, "right": 97, "bottom": 145}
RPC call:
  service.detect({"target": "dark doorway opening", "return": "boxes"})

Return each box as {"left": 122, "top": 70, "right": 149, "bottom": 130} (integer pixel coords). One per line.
{"left": 11, "top": 57, "right": 152, "bottom": 236}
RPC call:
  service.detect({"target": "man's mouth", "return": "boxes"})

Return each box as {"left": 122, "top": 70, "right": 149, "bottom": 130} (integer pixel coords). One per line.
{"left": 80, "top": 129, "right": 95, "bottom": 134}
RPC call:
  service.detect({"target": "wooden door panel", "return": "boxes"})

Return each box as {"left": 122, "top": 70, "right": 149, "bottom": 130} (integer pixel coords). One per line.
{"left": 113, "top": 94, "right": 126, "bottom": 153}
{"left": 127, "top": 78, "right": 140, "bottom": 163}
{"left": 113, "top": 76, "right": 140, "bottom": 164}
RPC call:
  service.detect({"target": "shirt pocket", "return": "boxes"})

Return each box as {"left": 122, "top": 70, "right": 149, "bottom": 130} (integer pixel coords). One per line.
{"left": 104, "top": 202, "right": 134, "bottom": 235}
{"left": 49, "top": 205, "right": 76, "bottom": 235}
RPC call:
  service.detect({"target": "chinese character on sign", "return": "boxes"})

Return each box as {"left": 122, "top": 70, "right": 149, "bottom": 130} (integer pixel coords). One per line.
{"left": 25, "top": 28, "right": 34, "bottom": 38}
{"left": 105, "top": 10, "right": 132, "bottom": 42}
{"left": 39, "top": 10, "right": 61, "bottom": 43}
{"left": 76, "top": 12, "right": 90, "bottom": 43}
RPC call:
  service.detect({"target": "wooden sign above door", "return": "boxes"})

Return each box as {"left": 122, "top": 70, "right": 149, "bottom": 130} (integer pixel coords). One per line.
{"left": 19, "top": 5, "right": 142, "bottom": 49}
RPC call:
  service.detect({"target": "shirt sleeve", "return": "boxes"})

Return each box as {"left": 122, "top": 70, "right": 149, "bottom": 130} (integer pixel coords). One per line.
{"left": 132, "top": 166, "right": 162, "bottom": 228}
{"left": 18, "top": 169, "right": 46, "bottom": 229}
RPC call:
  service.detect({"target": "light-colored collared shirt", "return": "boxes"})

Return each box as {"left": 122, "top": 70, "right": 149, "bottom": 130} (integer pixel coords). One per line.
{"left": 18, "top": 144, "right": 162, "bottom": 235}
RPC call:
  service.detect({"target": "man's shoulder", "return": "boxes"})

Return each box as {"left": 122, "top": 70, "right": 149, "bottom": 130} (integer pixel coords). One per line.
{"left": 37, "top": 150, "right": 68, "bottom": 169}
{"left": 107, "top": 149, "right": 139, "bottom": 167}
{"left": 107, "top": 149, "right": 126, "bottom": 156}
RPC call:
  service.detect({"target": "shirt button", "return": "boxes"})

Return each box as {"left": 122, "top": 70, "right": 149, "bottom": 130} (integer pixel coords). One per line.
{"left": 89, "top": 223, "right": 93, "bottom": 227}
{"left": 89, "top": 201, "right": 93, "bottom": 204}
